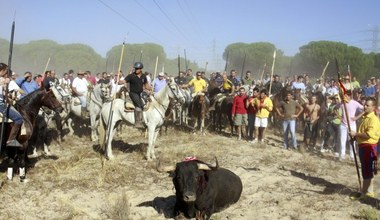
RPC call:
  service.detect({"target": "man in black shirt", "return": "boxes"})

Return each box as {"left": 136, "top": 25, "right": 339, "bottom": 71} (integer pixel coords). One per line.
{"left": 125, "top": 62, "right": 152, "bottom": 128}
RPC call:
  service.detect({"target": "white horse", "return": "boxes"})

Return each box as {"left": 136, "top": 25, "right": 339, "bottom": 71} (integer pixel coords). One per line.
{"left": 88, "top": 83, "right": 112, "bottom": 141}
{"left": 98, "top": 78, "right": 185, "bottom": 160}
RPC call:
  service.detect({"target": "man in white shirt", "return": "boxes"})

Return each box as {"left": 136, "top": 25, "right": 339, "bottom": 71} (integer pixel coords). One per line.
{"left": 71, "top": 72, "right": 89, "bottom": 117}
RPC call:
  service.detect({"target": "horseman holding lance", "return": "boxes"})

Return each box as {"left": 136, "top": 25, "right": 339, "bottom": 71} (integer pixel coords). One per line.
{"left": 0, "top": 63, "right": 24, "bottom": 147}
{"left": 124, "top": 62, "right": 152, "bottom": 128}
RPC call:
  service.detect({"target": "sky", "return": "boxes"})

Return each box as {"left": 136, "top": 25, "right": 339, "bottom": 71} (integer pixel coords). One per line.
{"left": 1, "top": 0, "right": 380, "bottom": 70}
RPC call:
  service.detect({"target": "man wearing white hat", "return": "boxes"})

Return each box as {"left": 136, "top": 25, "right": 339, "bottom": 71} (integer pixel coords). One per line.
{"left": 152, "top": 72, "right": 167, "bottom": 94}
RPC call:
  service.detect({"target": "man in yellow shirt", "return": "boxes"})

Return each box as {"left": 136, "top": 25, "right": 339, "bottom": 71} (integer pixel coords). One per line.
{"left": 252, "top": 89, "right": 273, "bottom": 143}
{"left": 183, "top": 71, "right": 209, "bottom": 106}
{"left": 350, "top": 97, "right": 380, "bottom": 200}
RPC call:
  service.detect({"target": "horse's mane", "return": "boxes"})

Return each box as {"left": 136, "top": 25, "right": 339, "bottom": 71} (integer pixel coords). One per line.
{"left": 16, "top": 88, "right": 44, "bottom": 107}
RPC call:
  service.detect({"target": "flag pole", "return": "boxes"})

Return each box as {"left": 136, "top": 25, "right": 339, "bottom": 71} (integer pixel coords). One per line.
{"left": 336, "top": 58, "right": 361, "bottom": 191}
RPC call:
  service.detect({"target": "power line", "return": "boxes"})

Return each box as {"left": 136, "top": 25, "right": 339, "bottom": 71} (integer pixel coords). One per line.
{"left": 96, "top": 0, "right": 163, "bottom": 44}
{"left": 152, "top": 0, "right": 191, "bottom": 44}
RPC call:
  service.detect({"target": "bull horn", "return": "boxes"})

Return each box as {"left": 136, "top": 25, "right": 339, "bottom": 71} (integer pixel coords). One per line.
{"left": 198, "top": 157, "right": 219, "bottom": 170}
{"left": 156, "top": 160, "right": 175, "bottom": 173}
{"left": 197, "top": 163, "right": 211, "bottom": 170}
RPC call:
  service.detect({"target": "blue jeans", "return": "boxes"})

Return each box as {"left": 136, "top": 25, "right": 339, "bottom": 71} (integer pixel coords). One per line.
{"left": 0, "top": 103, "right": 23, "bottom": 124}
{"left": 283, "top": 119, "right": 297, "bottom": 148}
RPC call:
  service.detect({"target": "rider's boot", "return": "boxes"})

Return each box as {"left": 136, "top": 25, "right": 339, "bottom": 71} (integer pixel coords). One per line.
{"left": 134, "top": 110, "right": 145, "bottom": 129}
{"left": 6, "top": 123, "right": 22, "bottom": 147}
{"left": 208, "top": 99, "right": 216, "bottom": 111}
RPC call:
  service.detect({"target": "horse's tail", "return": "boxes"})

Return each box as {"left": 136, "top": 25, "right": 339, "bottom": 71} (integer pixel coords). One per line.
{"left": 98, "top": 113, "right": 106, "bottom": 151}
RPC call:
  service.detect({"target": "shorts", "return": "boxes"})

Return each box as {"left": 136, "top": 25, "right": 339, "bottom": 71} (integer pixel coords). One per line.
{"left": 254, "top": 117, "right": 268, "bottom": 128}
{"left": 234, "top": 114, "right": 247, "bottom": 126}
{"left": 359, "top": 144, "right": 378, "bottom": 179}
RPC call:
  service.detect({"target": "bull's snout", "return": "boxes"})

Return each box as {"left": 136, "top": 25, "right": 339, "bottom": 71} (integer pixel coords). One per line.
{"left": 183, "top": 192, "right": 196, "bottom": 202}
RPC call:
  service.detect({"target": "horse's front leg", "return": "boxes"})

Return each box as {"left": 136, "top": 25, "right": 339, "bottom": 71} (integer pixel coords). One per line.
{"left": 106, "top": 124, "right": 116, "bottom": 160}
{"left": 146, "top": 126, "right": 158, "bottom": 161}
{"left": 90, "top": 114, "right": 98, "bottom": 142}
{"left": 18, "top": 144, "right": 29, "bottom": 183}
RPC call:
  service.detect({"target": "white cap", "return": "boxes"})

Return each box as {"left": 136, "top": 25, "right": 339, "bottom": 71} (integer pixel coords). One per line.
{"left": 158, "top": 72, "right": 164, "bottom": 77}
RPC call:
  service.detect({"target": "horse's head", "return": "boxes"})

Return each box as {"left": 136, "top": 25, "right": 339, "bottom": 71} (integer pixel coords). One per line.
{"left": 50, "top": 84, "right": 71, "bottom": 103}
{"left": 167, "top": 79, "right": 185, "bottom": 104}
{"left": 99, "top": 83, "right": 112, "bottom": 101}
{"left": 42, "top": 90, "right": 64, "bottom": 113}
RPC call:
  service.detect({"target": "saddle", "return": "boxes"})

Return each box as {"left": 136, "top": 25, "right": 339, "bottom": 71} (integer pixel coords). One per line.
{"left": 0, "top": 113, "right": 27, "bottom": 135}
{"left": 123, "top": 96, "right": 150, "bottom": 112}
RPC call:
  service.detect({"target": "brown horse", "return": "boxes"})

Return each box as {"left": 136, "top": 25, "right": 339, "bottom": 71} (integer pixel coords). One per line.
{"left": 2, "top": 88, "right": 63, "bottom": 182}
{"left": 212, "top": 95, "right": 234, "bottom": 136}
{"left": 189, "top": 93, "right": 209, "bottom": 134}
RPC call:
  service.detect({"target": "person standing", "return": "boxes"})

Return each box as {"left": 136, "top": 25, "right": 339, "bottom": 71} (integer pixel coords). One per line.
{"left": 246, "top": 87, "right": 259, "bottom": 142}
{"left": 275, "top": 91, "right": 303, "bottom": 149}
{"left": 252, "top": 89, "right": 273, "bottom": 143}
{"left": 16, "top": 71, "right": 39, "bottom": 98}
{"left": 302, "top": 95, "right": 321, "bottom": 149}
{"left": 71, "top": 72, "right": 89, "bottom": 117}
{"left": 349, "top": 97, "right": 380, "bottom": 200}
{"left": 124, "top": 62, "right": 152, "bottom": 128}
{"left": 232, "top": 87, "right": 248, "bottom": 140}
{"left": 321, "top": 95, "right": 342, "bottom": 153}
{"left": 241, "top": 70, "right": 253, "bottom": 86}
{"left": 339, "top": 90, "right": 364, "bottom": 160}
{"left": 152, "top": 72, "right": 167, "bottom": 94}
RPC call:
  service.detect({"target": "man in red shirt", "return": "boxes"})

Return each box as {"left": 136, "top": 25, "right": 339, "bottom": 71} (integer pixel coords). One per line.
{"left": 246, "top": 87, "right": 259, "bottom": 142}
{"left": 232, "top": 87, "right": 248, "bottom": 140}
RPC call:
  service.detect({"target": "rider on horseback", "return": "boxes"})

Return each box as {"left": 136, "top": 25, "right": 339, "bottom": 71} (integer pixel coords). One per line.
{"left": 124, "top": 62, "right": 152, "bottom": 128}
{"left": 182, "top": 71, "right": 209, "bottom": 113}
{"left": 209, "top": 73, "right": 235, "bottom": 111}
{"left": 0, "top": 63, "right": 24, "bottom": 147}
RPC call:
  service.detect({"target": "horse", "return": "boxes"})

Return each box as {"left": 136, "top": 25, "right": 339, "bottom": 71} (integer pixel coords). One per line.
{"left": 213, "top": 94, "right": 234, "bottom": 136}
{"left": 98, "top": 78, "right": 185, "bottom": 160}
{"left": 51, "top": 83, "right": 111, "bottom": 139}
{"left": 189, "top": 93, "right": 209, "bottom": 134}
{"left": 2, "top": 88, "right": 63, "bottom": 182}
{"left": 87, "top": 83, "right": 112, "bottom": 141}
{"left": 174, "top": 88, "right": 191, "bottom": 126}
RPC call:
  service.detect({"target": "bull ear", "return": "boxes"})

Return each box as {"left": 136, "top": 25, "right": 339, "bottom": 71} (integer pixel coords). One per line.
{"left": 156, "top": 159, "right": 175, "bottom": 173}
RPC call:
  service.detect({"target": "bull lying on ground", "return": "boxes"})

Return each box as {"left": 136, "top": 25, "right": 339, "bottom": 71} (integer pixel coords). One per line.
{"left": 158, "top": 157, "right": 243, "bottom": 220}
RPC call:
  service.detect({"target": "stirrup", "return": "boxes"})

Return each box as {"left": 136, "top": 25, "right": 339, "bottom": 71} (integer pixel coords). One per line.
{"left": 6, "top": 139, "right": 22, "bottom": 147}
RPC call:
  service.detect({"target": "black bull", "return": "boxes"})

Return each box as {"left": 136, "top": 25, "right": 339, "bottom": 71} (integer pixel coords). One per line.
{"left": 159, "top": 158, "right": 243, "bottom": 219}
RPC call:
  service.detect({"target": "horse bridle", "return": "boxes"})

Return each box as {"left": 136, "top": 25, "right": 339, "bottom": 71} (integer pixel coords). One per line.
{"left": 152, "top": 83, "right": 183, "bottom": 119}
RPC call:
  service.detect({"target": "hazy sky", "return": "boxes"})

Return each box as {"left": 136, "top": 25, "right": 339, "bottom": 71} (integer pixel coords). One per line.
{"left": 1, "top": 0, "right": 379, "bottom": 70}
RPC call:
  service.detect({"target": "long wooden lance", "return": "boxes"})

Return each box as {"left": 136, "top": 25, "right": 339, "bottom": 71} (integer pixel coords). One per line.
{"left": 224, "top": 50, "right": 229, "bottom": 72}
{"left": 139, "top": 50, "right": 143, "bottom": 62}
{"left": 319, "top": 61, "right": 330, "bottom": 81}
{"left": 336, "top": 58, "right": 361, "bottom": 191}
{"left": 0, "top": 20, "right": 15, "bottom": 152}
{"left": 268, "top": 50, "right": 276, "bottom": 96}
{"left": 153, "top": 56, "right": 159, "bottom": 80}
{"left": 204, "top": 61, "right": 208, "bottom": 72}
{"left": 104, "top": 39, "right": 126, "bottom": 150}
{"left": 240, "top": 53, "right": 246, "bottom": 81}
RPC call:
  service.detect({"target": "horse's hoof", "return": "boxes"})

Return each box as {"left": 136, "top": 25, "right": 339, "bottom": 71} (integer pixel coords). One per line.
{"left": 107, "top": 154, "right": 115, "bottom": 160}
{"left": 20, "top": 177, "right": 29, "bottom": 183}
{"left": 44, "top": 151, "right": 52, "bottom": 156}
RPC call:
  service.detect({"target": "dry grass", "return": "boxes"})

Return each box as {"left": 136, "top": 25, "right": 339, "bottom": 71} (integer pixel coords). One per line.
{"left": 0, "top": 125, "right": 380, "bottom": 219}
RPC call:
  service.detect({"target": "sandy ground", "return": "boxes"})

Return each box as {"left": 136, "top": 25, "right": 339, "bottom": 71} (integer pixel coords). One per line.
{"left": 0, "top": 124, "right": 380, "bottom": 220}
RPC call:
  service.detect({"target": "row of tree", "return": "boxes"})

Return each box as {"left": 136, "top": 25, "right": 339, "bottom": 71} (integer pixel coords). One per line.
{"left": 0, "top": 38, "right": 379, "bottom": 82}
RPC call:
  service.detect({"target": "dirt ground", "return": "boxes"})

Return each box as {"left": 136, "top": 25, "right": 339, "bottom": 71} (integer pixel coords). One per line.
{"left": 0, "top": 124, "right": 380, "bottom": 220}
